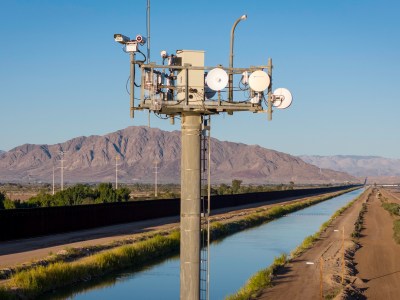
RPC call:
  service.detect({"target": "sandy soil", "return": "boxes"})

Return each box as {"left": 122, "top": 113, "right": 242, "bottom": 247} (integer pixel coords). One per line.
{"left": 0, "top": 193, "right": 323, "bottom": 269}
{"left": 256, "top": 188, "right": 371, "bottom": 300}
{"left": 352, "top": 187, "right": 400, "bottom": 299}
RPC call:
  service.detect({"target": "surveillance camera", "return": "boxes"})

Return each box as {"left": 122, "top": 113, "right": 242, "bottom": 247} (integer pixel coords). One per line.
{"left": 135, "top": 34, "right": 147, "bottom": 45}
{"left": 114, "top": 33, "right": 130, "bottom": 44}
{"left": 160, "top": 50, "right": 168, "bottom": 58}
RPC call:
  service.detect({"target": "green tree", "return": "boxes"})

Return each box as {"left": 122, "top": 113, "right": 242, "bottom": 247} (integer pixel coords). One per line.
{"left": 0, "top": 191, "right": 6, "bottom": 209}
{"left": 232, "top": 179, "right": 243, "bottom": 194}
{"left": 288, "top": 181, "right": 295, "bottom": 190}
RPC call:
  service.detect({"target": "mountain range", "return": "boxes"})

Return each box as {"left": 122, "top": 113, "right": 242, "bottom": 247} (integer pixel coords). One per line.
{"left": 299, "top": 155, "right": 400, "bottom": 184}
{"left": 0, "top": 126, "right": 357, "bottom": 185}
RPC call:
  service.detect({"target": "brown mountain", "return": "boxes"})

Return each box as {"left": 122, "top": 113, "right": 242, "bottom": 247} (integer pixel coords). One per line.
{"left": 0, "top": 126, "right": 358, "bottom": 184}
{"left": 299, "top": 155, "right": 400, "bottom": 184}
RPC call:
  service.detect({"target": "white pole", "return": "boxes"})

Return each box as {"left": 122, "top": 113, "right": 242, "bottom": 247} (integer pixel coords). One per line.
{"left": 115, "top": 156, "right": 120, "bottom": 189}
{"left": 52, "top": 166, "right": 55, "bottom": 195}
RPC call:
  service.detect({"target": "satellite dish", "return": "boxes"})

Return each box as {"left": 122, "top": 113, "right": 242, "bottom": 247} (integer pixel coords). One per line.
{"left": 272, "top": 88, "right": 293, "bottom": 109}
{"left": 248, "top": 70, "right": 270, "bottom": 92}
{"left": 205, "top": 86, "right": 216, "bottom": 99}
{"left": 205, "top": 68, "right": 228, "bottom": 91}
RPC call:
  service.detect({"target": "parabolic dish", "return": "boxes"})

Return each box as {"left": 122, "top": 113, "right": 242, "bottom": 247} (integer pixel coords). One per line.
{"left": 248, "top": 70, "right": 270, "bottom": 92}
{"left": 205, "top": 68, "right": 228, "bottom": 91}
{"left": 272, "top": 88, "right": 293, "bottom": 109}
{"left": 205, "top": 86, "right": 216, "bottom": 99}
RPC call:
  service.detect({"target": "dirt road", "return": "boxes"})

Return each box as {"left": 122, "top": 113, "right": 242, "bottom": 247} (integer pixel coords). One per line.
{"left": 353, "top": 187, "right": 400, "bottom": 299}
{"left": 257, "top": 188, "right": 371, "bottom": 300}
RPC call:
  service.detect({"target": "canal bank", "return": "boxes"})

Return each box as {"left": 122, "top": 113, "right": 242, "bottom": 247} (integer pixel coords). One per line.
{"left": 253, "top": 187, "right": 371, "bottom": 300}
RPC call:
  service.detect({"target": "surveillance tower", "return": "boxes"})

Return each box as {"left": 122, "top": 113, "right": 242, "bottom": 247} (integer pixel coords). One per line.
{"left": 114, "top": 15, "right": 292, "bottom": 300}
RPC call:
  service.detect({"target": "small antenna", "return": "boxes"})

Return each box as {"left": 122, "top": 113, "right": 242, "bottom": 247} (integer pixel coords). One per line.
{"left": 147, "top": 0, "right": 151, "bottom": 63}
{"left": 272, "top": 88, "right": 293, "bottom": 109}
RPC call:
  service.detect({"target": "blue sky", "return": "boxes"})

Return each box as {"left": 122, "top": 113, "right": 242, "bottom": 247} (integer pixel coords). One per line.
{"left": 0, "top": 0, "right": 399, "bottom": 158}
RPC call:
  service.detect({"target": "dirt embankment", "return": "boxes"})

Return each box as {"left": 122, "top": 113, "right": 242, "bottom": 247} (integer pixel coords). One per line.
{"left": 257, "top": 188, "right": 371, "bottom": 300}
{"left": 349, "top": 187, "right": 400, "bottom": 299}
{"left": 255, "top": 187, "right": 400, "bottom": 300}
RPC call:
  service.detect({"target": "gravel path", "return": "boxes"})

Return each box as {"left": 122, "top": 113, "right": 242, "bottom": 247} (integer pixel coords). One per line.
{"left": 257, "top": 188, "right": 370, "bottom": 299}
{"left": 353, "top": 187, "right": 400, "bottom": 299}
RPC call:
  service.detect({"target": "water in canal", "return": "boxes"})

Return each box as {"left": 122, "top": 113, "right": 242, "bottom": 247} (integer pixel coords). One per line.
{"left": 48, "top": 188, "right": 364, "bottom": 300}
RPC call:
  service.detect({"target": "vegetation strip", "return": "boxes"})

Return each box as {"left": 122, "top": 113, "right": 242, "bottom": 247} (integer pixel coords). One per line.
{"left": 225, "top": 189, "right": 365, "bottom": 300}
{"left": 0, "top": 188, "right": 359, "bottom": 299}
{"left": 380, "top": 194, "right": 400, "bottom": 244}
{"left": 351, "top": 203, "right": 367, "bottom": 239}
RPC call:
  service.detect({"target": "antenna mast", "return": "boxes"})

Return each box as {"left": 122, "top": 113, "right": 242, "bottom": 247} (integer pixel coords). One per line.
{"left": 113, "top": 10, "right": 293, "bottom": 300}
{"left": 147, "top": 0, "right": 150, "bottom": 63}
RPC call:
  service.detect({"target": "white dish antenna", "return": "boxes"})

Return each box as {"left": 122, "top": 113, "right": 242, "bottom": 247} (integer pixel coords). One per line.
{"left": 205, "top": 86, "right": 216, "bottom": 99}
{"left": 248, "top": 70, "right": 270, "bottom": 92}
{"left": 205, "top": 68, "right": 228, "bottom": 91}
{"left": 272, "top": 88, "right": 293, "bottom": 109}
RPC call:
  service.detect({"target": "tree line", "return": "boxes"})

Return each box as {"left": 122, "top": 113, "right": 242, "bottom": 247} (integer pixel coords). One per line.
{"left": 0, "top": 183, "right": 130, "bottom": 209}
{"left": 0, "top": 180, "right": 301, "bottom": 210}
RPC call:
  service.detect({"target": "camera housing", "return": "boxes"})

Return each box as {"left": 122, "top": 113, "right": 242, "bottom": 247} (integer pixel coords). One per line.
{"left": 135, "top": 34, "right": 147, "bottom": 45}
{"left": 114, "top": 34, "right": 131, "bottom": 44}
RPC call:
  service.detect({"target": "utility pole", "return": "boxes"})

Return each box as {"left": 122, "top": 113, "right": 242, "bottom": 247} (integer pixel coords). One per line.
{"left": 59, "top": 151, "right": 65, "bottom": 191}
{"left": 52, "top": 166, "right": 55, "bottom": 195}
{"left": 115, "top": 155, "right": 120, "bottom": 189}
{"left": 154, "top": 161, "right": 158, "bottom": 197}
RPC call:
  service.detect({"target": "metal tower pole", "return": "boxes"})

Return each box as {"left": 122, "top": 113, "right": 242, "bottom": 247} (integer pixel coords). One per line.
{"left": 180, "top": 112, "right": 201, "bottom": 300}
{"left": 52, "top": 166, "right": 55, "bottom": 195}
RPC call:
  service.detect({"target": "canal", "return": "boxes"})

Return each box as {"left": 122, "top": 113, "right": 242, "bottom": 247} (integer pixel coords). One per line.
{"left": 46, "top": 188, "right": 364, "bottom": 299}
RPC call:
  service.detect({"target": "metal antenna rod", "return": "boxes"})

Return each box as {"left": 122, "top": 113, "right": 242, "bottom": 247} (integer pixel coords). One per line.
{"left": 229, "top": 14, "right": 247, "bottom": 102}
{"left": 147, "top": 0, "right": 151, "bottom": 63}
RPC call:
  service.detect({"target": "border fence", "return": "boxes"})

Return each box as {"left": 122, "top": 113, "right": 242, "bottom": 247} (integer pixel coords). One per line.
{"left": 0, "top": 185, "right": 360, "bottom": 241}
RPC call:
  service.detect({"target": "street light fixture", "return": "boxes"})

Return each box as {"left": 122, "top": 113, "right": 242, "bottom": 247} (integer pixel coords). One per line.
{"left": 229, "top": 14, "right": 247, "bottom": 102}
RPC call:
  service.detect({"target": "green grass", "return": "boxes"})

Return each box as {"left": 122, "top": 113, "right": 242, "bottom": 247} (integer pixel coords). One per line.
{"left": 0, "top": 286, "right": 15, "bottom": 300}
{"left": 8, "top": 231, "right": 180, "bottom": 298}
{"left": 380, "top": 201, "right": 400, "bottom": 244}
{"left": 1, "top": 188, "right": 360, "bottom": 299}
{"left": 382, "top": 202, "right": 400, "bottom": 216}
{"left": 393, "top": 220, "right": 400, "bottom": 244}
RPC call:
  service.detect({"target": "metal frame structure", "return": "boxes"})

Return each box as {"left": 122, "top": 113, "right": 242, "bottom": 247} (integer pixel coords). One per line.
{"left": 130, "top": 61, "right": 274, "bottom": 119}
